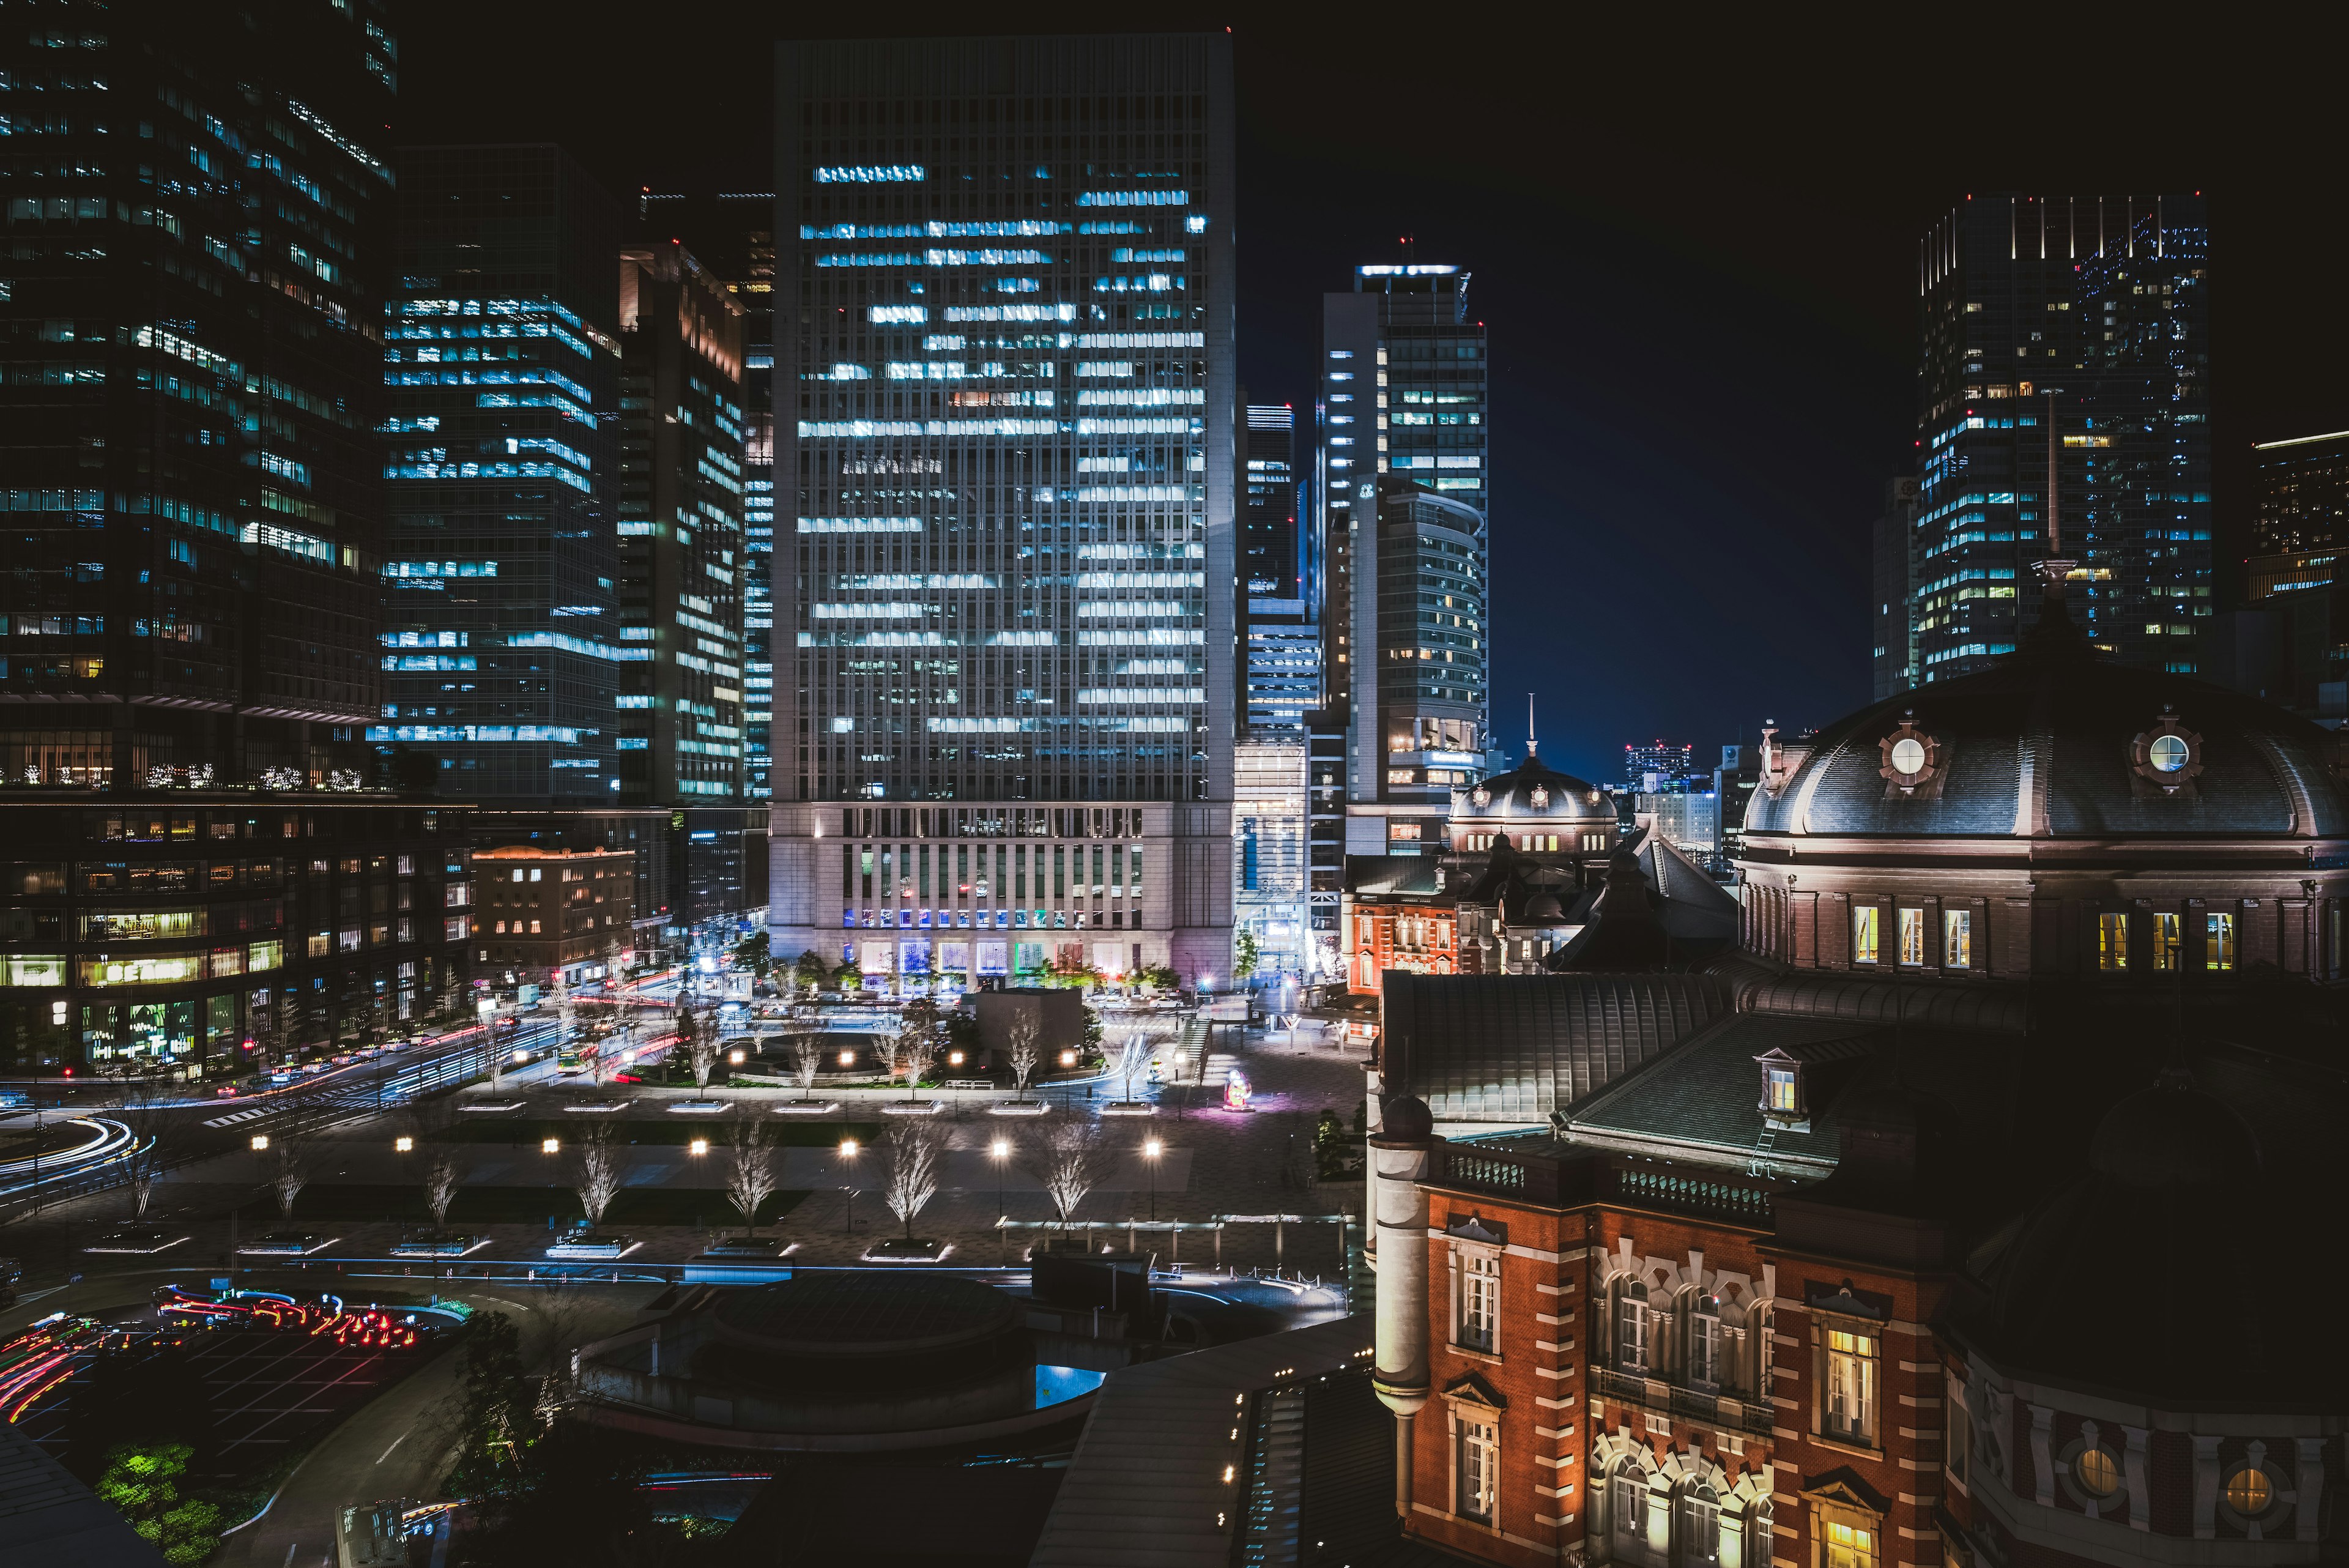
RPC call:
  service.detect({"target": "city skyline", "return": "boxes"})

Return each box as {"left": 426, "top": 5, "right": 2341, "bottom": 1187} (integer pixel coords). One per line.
{"left": 384, "top": 8, "right": 2345, "bottom": 784}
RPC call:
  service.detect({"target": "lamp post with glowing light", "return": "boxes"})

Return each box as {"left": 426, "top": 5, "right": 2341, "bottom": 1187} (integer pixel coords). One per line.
{"left": 991, "top": 1136, "right": 1011, "bottom": 1262}
{"left": 838, "top": 1137, "right": 860, "bottom": 1235}
{"left": 1143, "top": 1136, "right": 1163, "bottom": 1221}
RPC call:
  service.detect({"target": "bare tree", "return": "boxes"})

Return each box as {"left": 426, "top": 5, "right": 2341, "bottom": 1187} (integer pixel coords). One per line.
{"left": 725, "top": 1113, "right": 776, "bottom": 1239}
{"left": 116, "top": 1086, "right": 183, "bottom": 1222}
{"left": 552, "top": 975, "right": 577, "bottom": 1052}
{"left": 790, "top": 1032, "right": 823, "bottom": 1101}
{"left": 1005, "top": 1016, "right": 1042, "bottom": 1102}
{"left": 1112, "top": 1035, "right": 1153, "bottom": 1103}
{"left": 894, "top": 1001, "right": 939, "bottom": 1103}
{"left": 883, "top": 1120, "right": 948, "bottom": 1242}
{"left": 570, "top": 1123, "right": 622, "bottom": 1232}
{"left": 1025, "top": 1118, "right": 1107, "bottom": 1229}
{"left": 269, "top": 1135, "right": 313, "bottom": 1222}
{"left": 685, "top": 1006, "right": 721, "bottom": 1092}
{"left": 424, "top": 1150, "right": 466, "bottom": 1232}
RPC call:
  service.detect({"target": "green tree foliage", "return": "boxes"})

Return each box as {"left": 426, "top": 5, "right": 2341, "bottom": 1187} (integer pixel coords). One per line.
{"left": 96, "top": 1443, "right": 221, "bottom": 1566}
{"left": 443, "top": 1312, "right": 538, "bottom": 1499}
{"left": 730, "top": 932, "right": 773, "bottom": 980}
{"left": 1234, "top": 931, "right": 1260, "bottom": 979}
{"left": 794, "top": 949, "right": 830, "bottom": 990}
{"left": 1313, "top": 1107, "right": 1361, "bottom": 1180}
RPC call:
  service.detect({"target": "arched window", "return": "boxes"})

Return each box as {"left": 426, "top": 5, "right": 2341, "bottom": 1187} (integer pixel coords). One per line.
{"left": 1616, "top": 1279, "right": 1650, "bottom": 1373}
{"left": 1612, "top": 1466, "right": 1649, "bottom": 1562}
{"left": 1749, "top": 1499, "right": 1772, "bottom": 1568}
{"left": 1679, "top": 1485, "right": 1720, "bottom": 1568}
{"left": 1687, "top": 1293, "right": 1721, "bottom": 1391}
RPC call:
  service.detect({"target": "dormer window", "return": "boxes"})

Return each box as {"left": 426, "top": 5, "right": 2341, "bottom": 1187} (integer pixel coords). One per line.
{"left": 1756, "top": 1048, "right": 1808, "bottom": 1128}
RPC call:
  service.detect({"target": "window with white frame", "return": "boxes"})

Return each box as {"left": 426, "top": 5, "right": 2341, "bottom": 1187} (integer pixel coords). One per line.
{"left": 1457, "top": 1416, "right": 1497, "bottom": 1522}
{"left": 1898, "top": 907, "right": 1926, "bottom": 966}
{"left": 1612, "top": 1470, "right": 1648, "bottom": 1558}
{"left": 1824, "top": 1327, "right": 1879, "bottom": 1445}
{"left": 1616, "top": 1279, "right": 1650, "bottom": 1373}
{"left": 1943, "top": 908, "right": 1971, "bottom": 968}
{"left": 1687, "top": 1293, "right": 1721, "bottom": 1390}
{"left": 1457, "top": 1250, "right": 1499, "bottom": 1353}
{"left": 1680, "top": 1485, "right": 1720, "bottom": 1568}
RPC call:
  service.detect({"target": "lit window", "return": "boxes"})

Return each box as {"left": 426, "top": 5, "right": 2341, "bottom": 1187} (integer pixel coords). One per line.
{"left": 1898, "top": 908, "right": 1925, "bottom": 966}
{"left": 1611, "top": 1473, "right": 1647, "bottom": 1555}
{"left": 2074, "top": 1447, "right": 2121, "bottom": 1500}
{"left": 2148, "top": 734, "right": 2189, "bottom": 771}
{"left": 1853, "top": 907, "right": 1880, "bottom": 965}
{"left": 2206, "top": 911, "right": 2235, "bottom": 971}
{"left": 1765, "top": 1068, "right": 1799, "bottom": 1115}
{"left": 1824, "top": 1521, "right": 1876, "bottom": 1568}
{"left": 1824, "top": 1329, "right": 1878, "bottom": 1445}
{"left": 1458, "top": 1418, "right": 1497, "bottom": 1522}
{"left": 2154, "top": 911, "right": 2181, "bottom": 970}
{"left": 2097, "top": 912, "right": 2129, "bottom": 972}
{"left": 2224, "top": 1467, "right": 2272, "bottom": 1517}
{"left": 1943, "top": 909, "right": 1971, "bottom": 968}
{"left": 1458, "top": 1251, "right": 1499, "bottom": 1352}
{"left": 529, "top": 920, "right": 542, "bottom": 934}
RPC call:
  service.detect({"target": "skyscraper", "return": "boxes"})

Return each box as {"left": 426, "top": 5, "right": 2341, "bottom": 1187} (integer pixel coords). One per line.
{"left": 766, "top": 34, "right": 1238, "bottom": 984}
{"left": 1904, "top": 195, "right": 2211, "bottom": 686}
{"left": 1318, "top": 266, "right": 1488, "bottom": 856}
{"left": 379, "top": 146, "right": 625, "bottom": 802}
{"left": 615, "top": 240, "right": 748, "bottom": 806}
{"left": 2250, "top": 429, "right": 2349, "bottom": 600}
{"left": 0, "top": 3, "right": 478, "bottom": 1073}
{"left": 1869, "top": 477, "right": 1919, "bottom": 700}
{"left": 1242, "top": 403, "right": 1297, "bottom": 596}
{"left": 633, "top": 191, "right": 778, "bottom": 801}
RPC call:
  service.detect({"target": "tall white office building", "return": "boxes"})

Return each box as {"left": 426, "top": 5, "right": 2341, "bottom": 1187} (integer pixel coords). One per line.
{"left": 765, "top": 35, "right": 1238, "bottom": 986}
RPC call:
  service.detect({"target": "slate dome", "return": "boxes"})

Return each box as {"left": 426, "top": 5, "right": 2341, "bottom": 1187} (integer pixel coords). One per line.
{"left": 1742, "top": 625, "right": 2348, "bottom": 841}
{"left": 1456, "top": 753, "right": 1613, "bottom": 822}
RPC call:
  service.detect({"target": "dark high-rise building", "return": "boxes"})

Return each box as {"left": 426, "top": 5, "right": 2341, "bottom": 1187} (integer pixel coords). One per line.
{"left": 1905, "top": 195, "right": 2211, "bottom": 686}
{"left": 1622, "top": 740, "right": 1696, "bottom": 791}
{"left": 377, "top": 145, "right": 624, "bottom": 804}
{"left": 1870, "top": 477, "right": 1920, "bottom": 700}
{"left": 615, "top": 241, "right": 748, "bottom": 806}
{"left": 2250, "top": 429, "right": 2349, "bottom": 600}
{"left": 1319, "top": 266, "right": 1488, "bottom": 856}
{"left": 766, "top": 34, "right": 1238, "bottom": 985}
{"left": 1242, "top": 403, "right": 1297, "bottom": 596}
{"left": 634, "top": 192, "right": 777, "bottom": 802}
{"left": 0, "top": 3, "right": 478, "bottom": 1075}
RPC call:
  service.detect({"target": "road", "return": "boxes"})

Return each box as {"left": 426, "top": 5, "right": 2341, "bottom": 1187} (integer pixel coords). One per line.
{"left": 209, "top": 1279, "right": 661, "bottom": 1568}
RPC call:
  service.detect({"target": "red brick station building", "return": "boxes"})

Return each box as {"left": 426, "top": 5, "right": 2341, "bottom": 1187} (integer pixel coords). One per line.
{"left": 1362, "top": 604, "right": 2349, "bottom": 1568}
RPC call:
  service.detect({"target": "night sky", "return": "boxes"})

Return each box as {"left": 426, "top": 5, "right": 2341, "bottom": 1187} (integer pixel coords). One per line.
{"left": 395, "top": 9, "right": 2336, "bottom": 786}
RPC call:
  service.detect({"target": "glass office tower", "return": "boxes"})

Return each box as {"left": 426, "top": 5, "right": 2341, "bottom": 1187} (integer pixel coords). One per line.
{"left": 1907, "top": 195, "right": 2210, "bottom": 684}
{"left": 1243, "top": 403, "right": 1297, "bottom": 596}
{"left": 768, "top": 34, "right": 1237, "bottom": 986}
{"left": 0, "top": 2, "right": 479, "bottom": 1075}
{"left": 377, "top": 146, "right": 624, "bottom": 801}
{"left": 1319, "top": 266, "right": 1488, "bottom": 854}
{"left": 615, "top": 241, "right": 748, "bottom": 805}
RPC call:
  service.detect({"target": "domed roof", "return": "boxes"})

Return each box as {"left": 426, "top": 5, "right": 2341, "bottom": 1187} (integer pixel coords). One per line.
{"left": 1455, "top": 752, "right": 1613, "bottom": 822}
{"left": 1742, "top": 630, "right": 2348, "bottom": 841}
{"left": 1378, "top": 1094, "right": 1434, "bottom": 1141}
{"left": 1962, "top": 1067, "right": 2320, "bottom": 1405}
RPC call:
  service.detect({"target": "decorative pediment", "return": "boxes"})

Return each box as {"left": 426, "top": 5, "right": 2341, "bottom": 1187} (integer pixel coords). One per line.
{"left": 1805, "top": 1279, "right": 1892, "bottom": 1321}
{"left": 1802, "top": 1466, "right": 1891, "bottom": 1517}
{"left": 1441, "top": 1370, "right": 1508, "bottom": 1411}
{"left": 1446, "top": 1213, "right": 1508, "bottom": 1246}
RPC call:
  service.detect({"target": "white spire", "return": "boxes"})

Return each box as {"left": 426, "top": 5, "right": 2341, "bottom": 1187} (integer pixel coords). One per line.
{"left": 1527, "top": 692, "right": 1537, "bottom": 756}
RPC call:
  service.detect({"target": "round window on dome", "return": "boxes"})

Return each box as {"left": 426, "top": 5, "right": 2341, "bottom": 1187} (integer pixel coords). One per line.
{"left": 2074, "top": 1447, "right": 2121, "bottom": 1500}
{"left": 1888, "top": 737, "right": 1928, "bottom": 776}
{"left": 2148, "top": 734, "right": 2190, "bottom": 773}
{"left": 2224, "top": 1467, "right": 2272, "bottom": 1517}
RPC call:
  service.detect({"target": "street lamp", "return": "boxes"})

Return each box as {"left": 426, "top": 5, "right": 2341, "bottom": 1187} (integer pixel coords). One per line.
{"left": 250, "top": 1134, "right": 269, "bottom": 1152}
{"left": 838, "top": 1138, "right": 861, "bottom": 1235}
{"left": 394, "top": 1135, "right": 413, "bottom": 1153}
{"left": 689, "top": 1137, "right": 708, "bottom": 1156}
{"left": 990, "top": 1137, "right": 1012, "bottom": 1262}
{"left": 541, "top": 1136, "right": 560, "bottom": 1154}
{"left": 1143, "top": 1136, "right": 1163, "bottom": 1222}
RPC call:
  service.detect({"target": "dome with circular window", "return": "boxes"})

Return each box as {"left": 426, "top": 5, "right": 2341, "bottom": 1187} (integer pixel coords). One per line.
{"left": 1742, "top": 619, "right": 2349, "bottom": 843}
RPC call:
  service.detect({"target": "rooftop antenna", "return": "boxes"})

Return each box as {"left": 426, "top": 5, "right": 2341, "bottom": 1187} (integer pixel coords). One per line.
{"left": 1526, "top": 693, "right": 1537, "bottom": 757}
